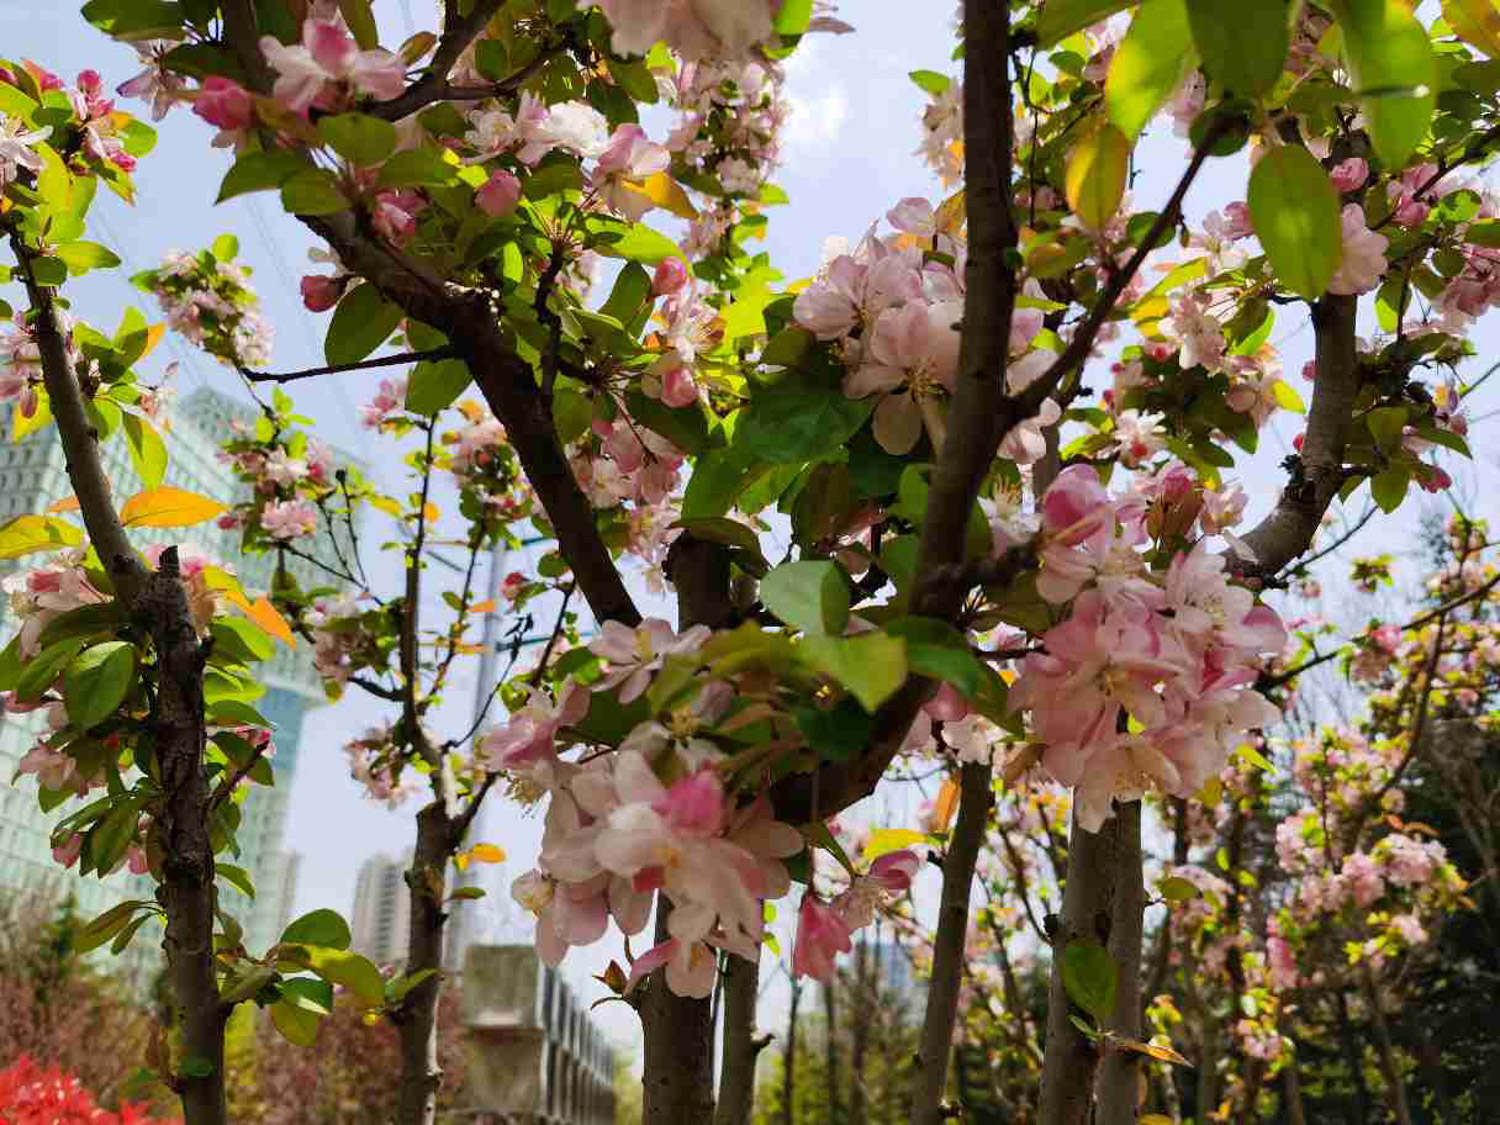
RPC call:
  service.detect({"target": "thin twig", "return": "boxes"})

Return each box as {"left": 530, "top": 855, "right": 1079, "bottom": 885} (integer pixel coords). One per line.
{"left": 237, "top": 347, "right": 455, "bottom": 384}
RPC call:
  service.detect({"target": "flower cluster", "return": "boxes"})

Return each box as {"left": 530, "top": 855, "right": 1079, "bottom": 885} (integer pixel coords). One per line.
{"left": 134, "top": 247, "right": 273, "bottom": 369}
{"left": 0, "top": 1055, "right": 178, "bottom": 1125}
{"left": 1011, "top": 466, "right": 1287, "bottom": 831}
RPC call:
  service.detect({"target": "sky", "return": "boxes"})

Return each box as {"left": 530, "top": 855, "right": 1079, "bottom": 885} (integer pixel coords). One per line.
{"left": 4, "top": 0, "right": 1499, "bottom": 1051}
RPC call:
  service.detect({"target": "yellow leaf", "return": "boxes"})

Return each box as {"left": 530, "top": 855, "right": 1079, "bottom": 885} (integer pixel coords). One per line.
{"left": 1443, "top": 0, "right": 1500, "bottom": 58}
{"left": 230, "top": 591, "right": 296, "bottom": 649}
{"left": 456, "top": 399, "right": 486, "bottom": 423}
{"left": 935, "top": 188, "right": 966, "bottom": 235}
{"left": 46, "top": 495, "right": 80, "bottom": 514}
{"left": 453, "top": 852, "right": 469, "bottom": 871}
{"left": 367, "top": 494, "right": 402, "bottom": 517}
{"left": 200, "top": 565, "right": 244, "bottom": 595}
{"left": 932, "top": 776, "right": 961, "bottom": 833}
{"left": 1271, "top": 379, "right": 1306, "bottom": 415}
{"left": 864, "top": 828, "right": 926, "bottom": 860}
{"left": 421, "top": 501, "right": 440, "bottom": 523}
{"left": 13, "top": 394, "right": 51, "bottom": 442}
{"left": 622, "top": 172, "right": 699, "bottom": 219}
{"left": 0, "top": 514, "right": 83, "bottom": 559}
{"left": 470, "top": 843, "right": 506, "bottom": 864}
{"left": 1109, "top": 1035, "right": 1193, "bottom": 1067}
{"left": 1141, "top": 1116, "right": 1176, "bottom": 1124}
{"left": 120, "top": 486, "right": 227, "bottom": 528}
{"left": 138, "top": 322, "right": 167, "bottom": 361}
{"left": 1065, "top": 123, "right": 1130, "bottom": 232}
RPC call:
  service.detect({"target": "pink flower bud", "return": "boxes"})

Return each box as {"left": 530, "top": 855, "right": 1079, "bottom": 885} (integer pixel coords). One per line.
{"left": 793, "top": 895, "right": 853, "bottom": 982}
{"left": 476, "top": 170, "right": 522, "bottom": 218}
{"left": 659, "top": 365, "right": 699, "bottom": 408}
{"left": 76, "top": 70, "right": 103, "bottom": 95}
{"left": 193, "top": 77, "right": 256, "bottom": 131}
{"left": 300, "top": 273, "right": 344, "bottom": 312}
{"left": 652, "top": 257, "right": 689, "bottom": 297}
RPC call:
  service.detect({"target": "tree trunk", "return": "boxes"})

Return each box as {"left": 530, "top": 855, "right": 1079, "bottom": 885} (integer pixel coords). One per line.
{"left": 850, "top": 940, "right": 870, "bottom": 1125}
{"left": 1097, "top": 801, "right": 1145, "bottom": 1125}
{"left": 1334, "top": 989, "right": 1371, "bottom": 1124}
{"left": 1283, "top": 1059, "right": 1307, "bottom": 1125}
{"left": 783, "top": 976, "right": 802, "bottom": 1125}
{"left": 147, "top": 552, "right": 227, "bottom": 1125}
{"left": 909, "top": 761, "right": 993, "bottom": 1125}
{"left": 824, "top": 975, "right": 841, "bottom": 1125}
{"left": 395, "top": 800, "right": 454, "bottom": 1125}
{"left": 715, "top": 951, "right": 764, "bottom": 1125}
{"left": 641, "top": 534, "right": 735, "bottom": 1124}
{"left": 1039, "top": 805, "right": 1133, "bottom": 1124}
{"left": 1361, "top": 966, "right": 1414, "bottom": 1125}
{"left": 21, "top": 230, "right": 227, "bottom": 1125}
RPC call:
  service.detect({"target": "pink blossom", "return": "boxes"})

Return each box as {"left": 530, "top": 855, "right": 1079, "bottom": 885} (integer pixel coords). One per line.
{"left": 592, "top": 124, "right": 671, "bottom": 220}
{"left": 260, "top": 17, "right": 406, "bottom": 115}
{"left": 192, "top": 77, "right": 255, "bottom": 131}
{"left": 625, "top": 937, "right": 717, "bottom": 998}
{"left": 371, "top": 190, "right": 424, "bottom": 245}
{"left": 480, "top": 685, "right": 589, "bottom": 771}
{"left": 1327, "top": 205, "right": 1388, "bottom": 296}
{"left": 359, "top": 376, "right": 407, "bottom": 428}
{"left": 1199, "top": 482, "right": 1247, "bottom": 535}
{"left": 52, "top": 832, "right": 83, "bottom": 868}
{"left": 598, "top": 0, "right": 776, "bottom": 61}
{"left": 1330, "top": 157, "right": 1369, "bottom": 193}
{"left": 19, "top": 743, "right": 76, "bottom": 790}
{"left": 476, "top": 170, "right": 522, "bottom": 218}
{"left": 793, "top": 895, "right": 853, "bottom": 982}
{"left": 845, "top": 299, "right": 962, "bottom": 455}
{"left": 500, "top": 571, "right": 527, "bottom": 602}
{"left": 261, "top": 499, "right": 318, "bottom": 540}
{"left": 589, "top": 618, "right": 710, "bottom": 703}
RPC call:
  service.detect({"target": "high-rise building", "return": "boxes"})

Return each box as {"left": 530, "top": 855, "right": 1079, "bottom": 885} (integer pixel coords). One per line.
{"left": 351, "top": 850, "right": 412, "bottom": 965}
{"left": 0, "top": 387, "right": 341, "bottom": 972}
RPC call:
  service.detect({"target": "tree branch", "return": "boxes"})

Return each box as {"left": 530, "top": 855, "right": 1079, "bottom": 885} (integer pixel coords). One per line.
{"left": 910, "top": 761, "right": 995, "bottom": 1125}
{"left": 364, "top": 0, "right": 510, "bottom": 122}
{"left": 1235, "top": 294, "right": 1360, "bottom": 578}
{"left": 237, "top": 347, "right": 455, "bottom": 384}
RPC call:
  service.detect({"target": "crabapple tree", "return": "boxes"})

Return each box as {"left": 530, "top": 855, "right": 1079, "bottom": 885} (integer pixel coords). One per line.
{"left": 3, "top": 0, "right": 1499, "bottom": 1123}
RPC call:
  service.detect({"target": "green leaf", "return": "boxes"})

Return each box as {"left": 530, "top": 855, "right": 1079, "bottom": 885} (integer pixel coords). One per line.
{"left": 281, "top": 168, "right": 349, "bottom": 215}
{"left": 1038, "top": 0, "right": 1140, "bottom": 47}
{"left": 773, "top": 0, "right": 814, "bottom": 35}
{"left": 55, "top": 241, "right": 122, "bottom": 276}
{"left": 80, "top": 0, "right": 185, "bottom": 39}
{"left": 281, "top": 975, "right": 334, "bottom": 1014}
{"left": 1329, "top": 0, "right": 1436, "bottom": 167}
{"left": 325, "top": 284, "right": 404, "bottom": 366}
{"left": 210, "top": 233, "right": 239, "bottom": 261}
{"left": 801, "top": 632, "right": 908, "bottom": 712}
{"left": 1247, "top": 145, "right": 1341, "bottom": 300}
{"left": 270, "top": 1000, "right": 320, "bottom": 1046}
{"left": 30, "top": 258, "right": 67, "bottom": 287}
{"left": 86, "top": 800, "right": 140, "bottom": 875}
{"left": 404, "top": 358, "right": 472, "bottom": 416}
{"left": 1370, "top": 466, "right": 1409, "bottom": 513}
{"left": 600, "top": 261, "right": 651, "bottom": 326}
{"left": 377, "top": 148, "right": 458, "bottom": 188}
{"left": 0, "top": 514, "right": 83, "bottom": 559}
{"left": 75, "top": 899, "right": 153, "bottom": 954}
{"left": 592, "top": 219, "right": 685, "bottom": 266}
{"left": 63, "top": 641, "right": 136, "bottom": 730}
{"left": 760, "top": 326, "right": 812, "bottom": 367}
{"left": 15, "top": 638, "right": 87, "bottom": 702}
{"left": 909, "top": 69, "right": 952, "bottom": 96}
{"left": 217, "top": 149, "right": 306, "bottom": 202}
{"left": 1160, "top": 875, "right": 1201, "bottom": 902}
{"left": 1106, "top": 0, "right": 1194, "bottom": 140}
{"left": 793, "top": 697, "right": 875, "bottom": 762}
{"left": 738, "top": 390, "right": 874, "bottom": 465}
{"left": 338, "top": 0, "right": 379, "bottom": 48}
{"left": 317, "top": 113, "right": 398, "bottom": 167}
{"left": 310, "top": 948, "right": 386, "bottom": 1006}
{"left": 218, "top": 863, "right": 256, "bottom": 899}
{"left": 1063, "top": 939, "right": 1119, "bottom": 1022}
{"left": 884, "top": 617, "right": 984, "bottom": 698}
{"left": 1187, "top": 0, "right": 1292, "bottom": 97}
{"left": 1366, "top": 405, "right": 1408, "bottom": 452}
{"left": 122, "top": 412, "right": 168, "bottom": 490}
{"left": 625, "top": 388, "right": 715, "bottom": 455}
{"left": 760, "top": 560, "right": 850, "bottom": 636}
{"left": 280, "top": 908, "right": 352, "bottom": 950}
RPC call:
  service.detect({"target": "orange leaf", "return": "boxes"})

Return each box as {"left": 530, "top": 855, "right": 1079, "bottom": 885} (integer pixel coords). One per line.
{"left": 230, "top": 591, "right": 296, "bottom": 649}
{"left": 467, "top": 599, "right": 496, "bottom": 615}
{"left": 932, "top": 776, "right": 961, "bottom": 833}
{"left": 46, "top": 495, "right": 80, "bottom": 514}
{"left": 121, "top": 487, "right": 227, "bottom": 528}
{"left": 469, "top": 843, "right": 505, "bottom": 864}
{"left": 1108, "top": 1035, "right": 1192, "bottom": 1067}
{"left": 139, "top": 322, "right": 167, "bottom": 361}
